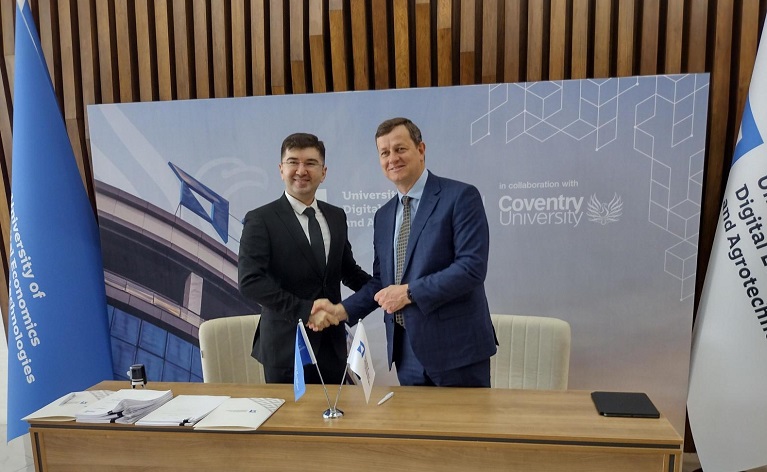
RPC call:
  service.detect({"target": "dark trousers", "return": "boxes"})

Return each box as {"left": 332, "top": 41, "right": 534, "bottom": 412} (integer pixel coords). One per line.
{"left": 392, "top": 322, "right": 491, "bottom": 388}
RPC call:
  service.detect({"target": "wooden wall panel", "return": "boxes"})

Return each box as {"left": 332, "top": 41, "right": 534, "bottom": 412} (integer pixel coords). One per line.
{"left": 153, "top": 1, "right": 172, "bottom": 101}
{"left": 593, "top": 0, "right": 612, "bottom": 78}
{"left": 114, "top": 0, "right": 136, "bottom": 103}
{"left": 289, "top": 0, "right": 306, "bottom": 94}
{"left": 503, "top": 0, "right": 523, "bottom": 82}
{"left": 269, "top": 0, "right": 286, "bottom": 94}
{"left": 393, "top": 0, "right": 409, "bottom": 88}
{"left": 436, "top": 0, "right": 452, "bottom": 85}
{"left": 664, "top": 0, "right": 684, "bottom": 74}
{"left": 231, "top": 0, "right": 247, "bottom": 97}
{"left": 350, "top": 0, "right": 370, "bottom": 90}
{"left": 2, "top": 8, "right": 767, "bottom": 457}
{"left": 95, "top": 0, "right": 117, "bottom": 103}
{"left": 135, "top": 0, "right": 155, "bottom": 101}
{"left": 459, "top": 0, "right": 475, "bottom": 84}
{"left": 211, "top": 1, "right": 230, "bottom": 97}
{"left": 329, "top": 0, "right": 348, "bottom": 91}
{"left": 481, "top": 0, "right": 499, "bottom": 84}
{"left": 173, "top": 0, "right": 193, "bottom": 100}
{"left": 616, "top": 0, "right": 635, "bottom": 76}
{"left": 193, "top": 0, "right": 211, "bottom": 98}
{"left": 371, "top": 0, "right": 389, "bottom": 89}
{"left": 570, "top": 0, "right": 588, "bottom": 79}
{"left": 548, "top": 0, "right": 567, "bottom": 80}
{"left": 639, "top": 0, "right": 659, "bottom": 75}
{"left": 308, "top": 1, "right": 327, "bottom": 92}
{"left": 415, "top": 0, "right": 430, "bottom": 87}
{"left": 251, "top": 0, "right": 268, "bottom": 96}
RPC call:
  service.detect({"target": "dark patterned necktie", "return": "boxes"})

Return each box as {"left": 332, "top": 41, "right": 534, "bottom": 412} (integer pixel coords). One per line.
{"left": 303, "top": 207, "right": 326, "bottom": 272}
{"left": 394, "top": 196, "right": 411, "bottom": 327}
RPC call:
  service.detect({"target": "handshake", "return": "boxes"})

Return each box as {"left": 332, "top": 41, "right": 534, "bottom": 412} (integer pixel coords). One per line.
{"left": 307, "top": 299, "right": 348, "bottom": 332}
{"left": 306, "top": 284, "right": 412, "bottom": 332}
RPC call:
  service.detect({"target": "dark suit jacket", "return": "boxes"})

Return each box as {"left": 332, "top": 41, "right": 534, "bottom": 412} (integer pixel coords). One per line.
{"left": 238, "top": 194, "right": 370, "bottom": 370}
{"left": 342, "top": 172, "right": 497, "bottom": 373}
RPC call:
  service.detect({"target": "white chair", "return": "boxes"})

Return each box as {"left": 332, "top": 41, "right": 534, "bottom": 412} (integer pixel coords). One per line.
{"left": 490, "top": 314, "right": 571, "bottom": 390}
{"left": 198, "top": 314, "right": 265, "bottom": 384}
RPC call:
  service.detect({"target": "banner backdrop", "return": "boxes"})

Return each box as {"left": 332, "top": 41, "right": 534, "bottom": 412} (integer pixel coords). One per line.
{"left": 89, "top": 75, "right": 709, "bottom": 432}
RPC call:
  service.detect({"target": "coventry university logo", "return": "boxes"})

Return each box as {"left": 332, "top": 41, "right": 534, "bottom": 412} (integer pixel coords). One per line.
{"left": 586, "top": 193, "right": 623, "bottom": 225}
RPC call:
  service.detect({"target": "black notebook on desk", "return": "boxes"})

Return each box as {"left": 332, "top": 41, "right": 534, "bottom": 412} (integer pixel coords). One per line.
{"left": 591, "top": 391, "right": 660, "bottom": 418}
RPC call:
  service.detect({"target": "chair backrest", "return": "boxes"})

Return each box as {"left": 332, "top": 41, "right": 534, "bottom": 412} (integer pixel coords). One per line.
{"left": 199, "top": 314, "right": 265, "bottom": 384}
{"left": 490, "top": 314, "right": 571, "bottom": 390}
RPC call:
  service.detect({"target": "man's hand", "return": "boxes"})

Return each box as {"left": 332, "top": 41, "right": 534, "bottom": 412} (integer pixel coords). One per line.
{"left": 308, "top": 298, "right": 349, "bottom": 331}
{"left": 374, "top": 284, "right": 410, "bottom": 313}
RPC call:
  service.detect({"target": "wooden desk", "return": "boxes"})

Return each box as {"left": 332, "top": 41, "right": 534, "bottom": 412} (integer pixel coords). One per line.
{"left": 28, "top": 381, "right": 682, "bottom": 471}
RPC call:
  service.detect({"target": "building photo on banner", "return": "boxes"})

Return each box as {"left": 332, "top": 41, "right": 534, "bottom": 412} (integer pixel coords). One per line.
{"left": 88, "top": 75, "right": 709, "bottom": 434}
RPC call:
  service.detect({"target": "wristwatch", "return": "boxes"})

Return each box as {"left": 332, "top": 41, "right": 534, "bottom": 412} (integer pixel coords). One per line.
{"left": 406, "top": 287, "right": 414, "bottom": 303}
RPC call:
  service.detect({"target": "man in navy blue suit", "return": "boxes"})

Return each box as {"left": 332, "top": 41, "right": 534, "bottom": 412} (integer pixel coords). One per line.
{"left": 312, "top": 118, "right": 497, "bottom": 387}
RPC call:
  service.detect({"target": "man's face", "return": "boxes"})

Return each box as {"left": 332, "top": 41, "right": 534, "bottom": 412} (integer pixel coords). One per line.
{"left": 376, "top": 125, "right": 425, "bottom": 193}
{"left": 279, "top": 147, "right": 326, "bottom": 205}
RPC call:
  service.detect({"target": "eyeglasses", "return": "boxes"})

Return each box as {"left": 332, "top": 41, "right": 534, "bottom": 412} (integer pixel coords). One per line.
{"left": 281, "top": 159, "right": 323, "bottom": 170}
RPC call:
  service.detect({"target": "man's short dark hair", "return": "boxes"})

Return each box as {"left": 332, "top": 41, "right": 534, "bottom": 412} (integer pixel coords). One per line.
{"left": 375, "top": 117, "right": 422, "bottom": 145}
{"left": 281, "top": 133, "right": 326, "bottom": 162}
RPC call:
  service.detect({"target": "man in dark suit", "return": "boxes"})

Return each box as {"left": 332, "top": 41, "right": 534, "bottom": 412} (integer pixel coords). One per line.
{"left": 238, "top": 133, "right": 370, "bottom": 384}
{"left": 312, "top": 118, "right": 497, "bottom": 387}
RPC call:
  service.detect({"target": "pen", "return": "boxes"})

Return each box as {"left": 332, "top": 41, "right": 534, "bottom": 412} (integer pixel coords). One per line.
{"left": 59, "top": 393, "right": 76, "bottom": 406}
{"left": 377, "top": 392, "right": 394, "bottom": 406}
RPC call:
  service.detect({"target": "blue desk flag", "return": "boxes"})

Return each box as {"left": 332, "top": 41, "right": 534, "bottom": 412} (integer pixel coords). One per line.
{"left": 294, "top": 322, "right": 317, "bottom": 401}
{"left": 7, "top": 0, "right": 114, "bottom": 440}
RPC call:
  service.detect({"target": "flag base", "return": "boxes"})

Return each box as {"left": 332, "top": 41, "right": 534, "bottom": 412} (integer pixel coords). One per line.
{"left": 323, "top": 408, "right": 344, "bottom": 419}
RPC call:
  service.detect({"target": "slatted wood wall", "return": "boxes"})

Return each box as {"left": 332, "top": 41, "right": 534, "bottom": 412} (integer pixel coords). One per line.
{"left": 1, "top": 0, "right": 766, "bottom": 341}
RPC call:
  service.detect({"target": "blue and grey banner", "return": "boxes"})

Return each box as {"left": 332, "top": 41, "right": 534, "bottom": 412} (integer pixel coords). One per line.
{"left": 89, "top": 74, "right": 709, "bottom": 433}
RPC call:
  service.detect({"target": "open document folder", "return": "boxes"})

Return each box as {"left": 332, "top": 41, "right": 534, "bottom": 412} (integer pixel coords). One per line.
{"left": 193, "top": 398, "right": 285, "bottom": 431}
{"left": 75, "top": 389, "right": 173, "bottom": 424}
{"left": 136, "top": 395, "right": 230, "bottom": 426}
{"left": 22, "top": 390, "right": 114, "bottom": 422}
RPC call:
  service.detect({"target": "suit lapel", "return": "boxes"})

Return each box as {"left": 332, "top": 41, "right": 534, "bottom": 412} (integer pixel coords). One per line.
{"left": 275, "top": 195, "right": 325, "bottom": 277}
{"left": 403, "top": 172, "right": 440, "bottom": 275}
{"left": 378, "top": 197, "right": 397, "bottom": 285}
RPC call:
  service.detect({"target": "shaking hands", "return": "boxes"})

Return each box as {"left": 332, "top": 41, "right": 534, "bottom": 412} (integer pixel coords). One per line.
{"left": 307, "top": 299, "right": 348, "bottom": 332}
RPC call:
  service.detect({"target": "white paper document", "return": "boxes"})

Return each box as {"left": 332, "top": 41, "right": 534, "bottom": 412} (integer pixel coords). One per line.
{"left": 136, "top": 395, "right": 230, "bottom": 426}
{"left": 23, "top": 390, "right": 115, "bottom": 422}
{"left": 75, "top": 389, "right": 173, "bottom": 424}
{"left": 193, "top": 398, "right": 285, "bottom": 431}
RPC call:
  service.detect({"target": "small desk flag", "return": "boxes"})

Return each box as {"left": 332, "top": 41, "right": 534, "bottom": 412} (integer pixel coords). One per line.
{"left": 294, "top": 322, "right": 316, "bottom": 401}
{"left": 348, "top": 322, "right": 375, "bottom": 403}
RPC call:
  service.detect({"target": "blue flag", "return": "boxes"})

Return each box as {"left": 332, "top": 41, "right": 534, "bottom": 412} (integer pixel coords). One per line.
{"left": 294, "top": 322, "right": 316, "bottom": 401}
{"left": 687, "top": 23, "right": 767, "bottom": 472}
{"left": 7, "top": 0, "right": 114, "bottom": 440}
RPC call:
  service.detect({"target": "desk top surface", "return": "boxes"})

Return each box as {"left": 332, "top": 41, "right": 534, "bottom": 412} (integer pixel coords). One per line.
{"left": 50, "top": 381, "right": 682, "bottom": 448}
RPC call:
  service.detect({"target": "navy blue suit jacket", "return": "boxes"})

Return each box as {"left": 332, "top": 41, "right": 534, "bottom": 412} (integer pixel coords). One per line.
{"left": 342, "top": 172, "right": 497, "bottom": 373}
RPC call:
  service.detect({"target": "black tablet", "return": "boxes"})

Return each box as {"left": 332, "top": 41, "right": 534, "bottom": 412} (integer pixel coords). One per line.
{"left": 591, "top": 391, "right": 660, "bottom": 418}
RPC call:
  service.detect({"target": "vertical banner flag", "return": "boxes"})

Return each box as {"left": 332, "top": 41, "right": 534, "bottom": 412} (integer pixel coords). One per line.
{"left": 348, "top": 322, "right": 375, "bottom": 403}
{"left": 294, "top": 322, "right": 317, "bottom": 401}
{"left": 7, "top": 0, "right": 114, "bottom": 440}
{"left": 687, "top": 24, "right": 767, "bottom": 472}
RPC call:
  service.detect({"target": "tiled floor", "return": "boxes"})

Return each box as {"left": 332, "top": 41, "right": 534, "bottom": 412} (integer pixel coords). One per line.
{"left": 0, "top": 431, "right": 763, "bottom": 472}
{"left": 0, "top": 430, "right": 34, "bottom": 472}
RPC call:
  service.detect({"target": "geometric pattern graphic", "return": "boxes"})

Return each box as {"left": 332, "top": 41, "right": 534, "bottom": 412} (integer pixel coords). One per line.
{"left": 471, "top": 75, "right": 709, "bottom": 300}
